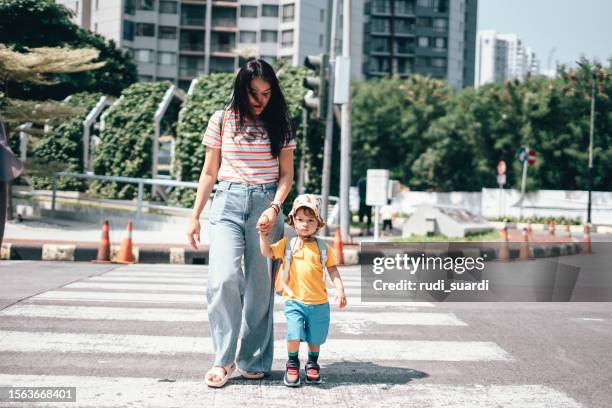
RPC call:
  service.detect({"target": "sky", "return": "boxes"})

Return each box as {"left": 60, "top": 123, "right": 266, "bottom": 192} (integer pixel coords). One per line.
{"left": 477, "top": 0, "right": 612, "bottom": 71}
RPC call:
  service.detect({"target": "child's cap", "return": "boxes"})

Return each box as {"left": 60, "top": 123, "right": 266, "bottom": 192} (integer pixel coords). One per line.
{"left": 287, "top": 194, "right": 326, "bottom": 229}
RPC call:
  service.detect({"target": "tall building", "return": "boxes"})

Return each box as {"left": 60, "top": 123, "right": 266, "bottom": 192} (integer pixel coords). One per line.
{"left": 475, "top": 30, "right": 540, "bottom": 88}
{"left": 57, "top": 0, "right": 339, "bottom": 90}
{"left": 362, "top": 0, "right": 478, "bottom": 88}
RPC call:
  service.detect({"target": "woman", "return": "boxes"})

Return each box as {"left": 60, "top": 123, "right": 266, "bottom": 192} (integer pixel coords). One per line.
{"left": 187, "top": 59, "right": 295, "bottom": 387}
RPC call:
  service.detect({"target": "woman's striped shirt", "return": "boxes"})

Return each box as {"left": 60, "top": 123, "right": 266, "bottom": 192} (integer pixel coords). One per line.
{"left": 201, "top": 109, "right": 295, "bottom": 184}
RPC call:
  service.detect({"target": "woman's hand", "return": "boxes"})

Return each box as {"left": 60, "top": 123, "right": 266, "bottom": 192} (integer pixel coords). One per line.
{"left": 256, "top": 207, "right": 277, "bottom": 236}
{"left": 187, "top": 217, "right": 201, "bottom": 250}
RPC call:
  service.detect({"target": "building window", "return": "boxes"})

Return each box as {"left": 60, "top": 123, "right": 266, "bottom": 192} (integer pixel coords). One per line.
{"left": 180, "top": 30, "right": 205, "bottom": 51}
{"left": 158, "top": 52, "right": 177, "bottom": 65}
{"left": 239, "top": 30, "right": 257, "bottom": 44}
{"left": 181, "top": 5, "right": 206, "bottom": 26}
{"left": 432, "top": 57, "right": 447, "bottom": 68}
{"left": 281, "top": 30, "right": 294, "bottom": 48}
{"left": 395, "top": 0, "right": 414, "bottom": 14}
{"left": 124, "top": 0, "right": 135, "bottom": 15}
{"left": 159, "top": 26, "right": 177, "bottom": 39}
{"left": 416, "top": 56, "right": 431, "bottom": 67}
{"left": 262, "top": 4, "right": 279, "bottom": 17}
{"left": 371, "top": 18, "right": 390, "bottom": 33}
{"left": 159, "top": 1, "right": 178, "bottom": 14}
{"left": 136, "top": 23, "right": 155, "bottom": 37}
{"left": 94, "top": 22, "right": 98, "bottom": 32}
{"left": 261, "top": 30, "right": 278, "bottom": 43}
{"left": 134, "top": 49, "right": 154, "bottom": 63}
{"left": 123, "top": 20, "right": 134, "bottom": 41}
{"left": 240, "top": 5, "right": 257, "bottom": 18}
{"left": 179, "top": 55, "right": 205, "bottom": 77}
{"left": 282, "top": 4, "right": 295, "bottom": 22}
{"left": 416, "top": 17, "right": 432, "bottom": 28}
{"left": 418, "top": 36, "right": 430, "bottom": 47}
{"left": 372, "top": 37, "right": 389, "bottom": 52}
{"left": 433, "top": 18, "right": 447, "bottom": 31}
{"left": 210, "top": 57, "right": 235, "bottom": 73}
{"left": 320, "top": 9, "right": 325, "bottom": 22}
{"left": 138, "top": 75, "right": 153, "bottom": 82}
{"left": 434, "top": 37, "right": 446, "bottom": 49}
{"left": 136, "top": 0, "right": 155, "bottom": 11}
{"left": 319, "top": 34, "right": 324, "bottom": 48}
{"left": 417, "top": 0, "right": 448, "bottom": 12}
{"left": 372, "top": 0, "right": 391, "bottom": 14}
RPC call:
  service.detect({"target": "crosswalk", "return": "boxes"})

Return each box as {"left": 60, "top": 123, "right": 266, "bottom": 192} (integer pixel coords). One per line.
{"left": 0, "top": 264, "right": 583, "bottom": 407}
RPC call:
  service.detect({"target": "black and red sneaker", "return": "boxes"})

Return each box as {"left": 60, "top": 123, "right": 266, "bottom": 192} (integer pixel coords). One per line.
{"left": 304, "top": 362, "right": 322, "bottom": 384}
{"left": 284, "top": 359, "right": 301, "bottom": 387}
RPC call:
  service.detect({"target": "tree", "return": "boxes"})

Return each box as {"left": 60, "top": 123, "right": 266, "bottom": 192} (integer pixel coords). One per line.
{"left": 0, "top": 0, "right": 137, "bottom": 99}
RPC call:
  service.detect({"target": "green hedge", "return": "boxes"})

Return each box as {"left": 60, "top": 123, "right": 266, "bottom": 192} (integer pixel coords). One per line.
{"left": 30, "top": 92, "right": 103, "bottom": 191}
{"left": 90, "top": 81, "right": 171, "bottom": 199}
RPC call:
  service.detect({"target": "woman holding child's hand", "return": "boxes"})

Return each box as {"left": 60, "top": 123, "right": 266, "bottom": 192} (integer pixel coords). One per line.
{"left": 187, "top": 59, "right": 294, "bottom": 388}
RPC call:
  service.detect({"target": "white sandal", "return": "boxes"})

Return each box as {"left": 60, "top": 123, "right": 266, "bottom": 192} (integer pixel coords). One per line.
{"left": 205, "top": 362, "right": 236, "bottom": 388}
{"left": 237, "top": 367, "right": 265, "bottom": 379}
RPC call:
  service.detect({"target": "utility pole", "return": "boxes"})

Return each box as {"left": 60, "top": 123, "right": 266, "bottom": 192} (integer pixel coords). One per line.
{"left": 320, "top": 0, "right": 338, "bottom": 235}
{"left": 339, "top": 0, "right": 352, "bottom": 241}
{"left": 297, "top": 108, "right": 307, "bottom": 194}
{"left": 587, "top": 70, "right": 596, "bottom": 224}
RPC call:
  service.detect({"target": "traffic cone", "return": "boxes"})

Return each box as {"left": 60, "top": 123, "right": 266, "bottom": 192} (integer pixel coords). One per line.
{"left": 115, "top": 221, "right": 135, "bottom": 264}
{"left": 498, "top": 225, "right": 510, "bottom": 261}
{"left": 519, "top": 228, "right": 530, "bottom": 261}
{"left": 334, "top": 228, "right": 345, "bottom": 266}
{"left": 93, "top": 220, "right": 111, "bottom": 263}
{"left": 527, "top": 221, "right": 533, "bottom": 238}
{"left": 549, "top": 219, "right": 556, "bottom": 236}
{"left": 582, "top": 224, "right": 592, "bottom": 254}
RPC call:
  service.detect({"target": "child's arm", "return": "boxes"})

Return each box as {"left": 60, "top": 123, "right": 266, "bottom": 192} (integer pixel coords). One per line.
{"left": 259, "top": 231, "right": 273, "bottom": 258}
{"left": 327, "top": 266, "right": 347, "bottom": 309}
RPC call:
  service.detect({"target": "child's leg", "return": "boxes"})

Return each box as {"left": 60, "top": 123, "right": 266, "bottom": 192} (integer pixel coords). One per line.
{"left": 286, "top": 340, "right": 300, "bottom": 382}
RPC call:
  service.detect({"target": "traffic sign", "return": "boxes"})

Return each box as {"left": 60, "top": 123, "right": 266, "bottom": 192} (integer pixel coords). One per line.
{"left": 527, "top": 149, "right": 536, "bottom": 166}
{"left": 497, "top": 160, "right": 506, "bottom": 175}
{"left": 366, "top": 169, "right": 389, "bottom": 207}
{"left": 497, "top": 174, "right": 506, "bottom": 186}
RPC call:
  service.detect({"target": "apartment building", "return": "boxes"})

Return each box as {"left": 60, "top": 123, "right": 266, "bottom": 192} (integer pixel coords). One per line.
{"left": 58, "top": 0, "right": 344, "bottom": 90}
{"left": 475, "top": 29, "right": 541, "bottom": 88}
{"left": 362, "top": 0, "right": 478, "bottom": 88}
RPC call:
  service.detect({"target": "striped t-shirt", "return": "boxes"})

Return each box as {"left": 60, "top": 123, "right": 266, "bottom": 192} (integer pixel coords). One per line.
{"left": 202, "top": 109, "right": 296, "bottom": 184}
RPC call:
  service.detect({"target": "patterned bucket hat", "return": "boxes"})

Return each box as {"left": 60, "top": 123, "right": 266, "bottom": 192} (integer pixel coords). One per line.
{"left": 287, "top": 194, "right": 326, "bottom": 229}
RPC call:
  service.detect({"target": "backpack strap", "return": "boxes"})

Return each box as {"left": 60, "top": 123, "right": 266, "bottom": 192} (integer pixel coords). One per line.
{"left": 281, "top": 237, "right": 298, "bottom": 298}
{"left": 314, "top": 237, "right": 327, "bottom": 274}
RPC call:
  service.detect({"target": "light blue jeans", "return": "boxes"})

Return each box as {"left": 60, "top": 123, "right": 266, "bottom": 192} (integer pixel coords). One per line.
{"left": 207, "top": 180, "right": 284, "bottom": 372}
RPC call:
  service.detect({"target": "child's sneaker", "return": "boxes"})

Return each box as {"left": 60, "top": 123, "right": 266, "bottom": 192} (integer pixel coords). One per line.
{"left": 304, "top": 362, "right": 322, "bottom": 384}
{"left": 284, "top": 359, "right": 301, "bottom": 387}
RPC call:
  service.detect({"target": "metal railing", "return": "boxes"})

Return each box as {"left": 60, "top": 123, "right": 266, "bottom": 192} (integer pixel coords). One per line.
{"left": 49, "top": 172, "right": 339, "bottom": 222}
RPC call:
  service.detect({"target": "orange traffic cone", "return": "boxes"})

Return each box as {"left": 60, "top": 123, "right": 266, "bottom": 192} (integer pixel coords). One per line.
{"left": 549, "top": 219, "right": 556, "bottom": 236}
{"left": 582, "top": 224, "right": 592, "bottom": 254}
{"left": 519, "top": 228, "right": 530, "bottom": 260}
{"left": 115, "top": 221, "right": 135, "bottom": 264}
{"left": 498, "top": 225, "right": 510, "bottom": 261}
{"left": 93, "top": 220, "right": 111, "bottom": 263}
{"left": 334, "top": 228, "right": 345, "bottom": 265}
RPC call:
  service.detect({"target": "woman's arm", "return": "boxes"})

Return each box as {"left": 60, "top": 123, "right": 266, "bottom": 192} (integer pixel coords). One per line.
{"left": 257, "top": 148, "right": 294, "bottom": 235}
{"left": 187, "top": 147, "right": 221, "bottom": 249}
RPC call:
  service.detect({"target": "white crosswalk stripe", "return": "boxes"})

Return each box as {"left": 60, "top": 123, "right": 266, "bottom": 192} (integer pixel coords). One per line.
{"left": 0, "top": 374, "right": 583, "bottom": 408}
{"left": 0, "top": 264, "right": 584, "bottom": 407}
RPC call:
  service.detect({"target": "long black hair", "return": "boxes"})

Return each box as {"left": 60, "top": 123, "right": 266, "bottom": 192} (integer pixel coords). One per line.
{"left": 228, "top": 59, "right": 293, "bottom": 158}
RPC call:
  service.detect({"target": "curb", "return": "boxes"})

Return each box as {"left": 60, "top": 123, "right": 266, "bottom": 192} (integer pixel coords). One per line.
{"left": 1, "top": 243, "right": 209, "bottom": 265}
{"left": 1, "top": 242, "right": 581, "bottom": 265}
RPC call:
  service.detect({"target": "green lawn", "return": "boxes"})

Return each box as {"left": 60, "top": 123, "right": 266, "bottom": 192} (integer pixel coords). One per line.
{"left": 393, "top": 230, "right": 501, "bottom": 243}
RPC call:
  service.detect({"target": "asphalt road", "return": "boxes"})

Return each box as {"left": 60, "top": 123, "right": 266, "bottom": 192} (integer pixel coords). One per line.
{"left": 0, "top": 261, "right": 610, "bottom": 407}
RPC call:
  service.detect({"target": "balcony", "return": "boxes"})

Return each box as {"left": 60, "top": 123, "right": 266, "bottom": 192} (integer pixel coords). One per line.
{"left": 180, "top": 30, "right": 205, "bottom": 51}
{"left": 180, "top": 4, "right": 205, "bottom": 26}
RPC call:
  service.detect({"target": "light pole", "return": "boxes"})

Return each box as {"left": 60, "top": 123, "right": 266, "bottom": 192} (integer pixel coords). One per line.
{"left": 587, "top": 69, "right": 595, "bottom": 224}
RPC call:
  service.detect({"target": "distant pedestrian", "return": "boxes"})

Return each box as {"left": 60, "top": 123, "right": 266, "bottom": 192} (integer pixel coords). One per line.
{"left": 357, "top": 176, "right": 372, "bottom": 235}
{"left": 380, "top": 199, "right": 395, "bottom": 236}
{"left": 259, "top": 194, "right": 346, "bottom": 386}
{"left": 187, "top": 59, "right": 295, "bottom": 387}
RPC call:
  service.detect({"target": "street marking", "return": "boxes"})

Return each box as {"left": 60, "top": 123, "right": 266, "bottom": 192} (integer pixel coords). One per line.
{"left": 0, "top": 305, "right": 462, "bottom": 329}
{"left": 0, "top": 331, "right": 511, "bottom": 361}
{"left": 32, "top": 291, "right": 204, "bottom": 304}
{"left": 100, "top": 272, "right": 207, "bottom": 279}
{"left": 87, "top": 276, "right": 208, "bottom": 284}
{"left": 64, "top": 282, "right": 207, "bottom": 292}
{"left": 0, "top": 375, "right": 583, "bottom": 407}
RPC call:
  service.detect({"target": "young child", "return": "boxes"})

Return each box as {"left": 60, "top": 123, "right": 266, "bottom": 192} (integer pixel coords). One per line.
{"left": 259, "top": 194, "right": 347, "bottom": 386}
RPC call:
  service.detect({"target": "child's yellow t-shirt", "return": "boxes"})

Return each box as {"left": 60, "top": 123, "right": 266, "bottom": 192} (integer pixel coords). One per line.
{"left": 271, "top": 236, "right": 339, "bottom": 305}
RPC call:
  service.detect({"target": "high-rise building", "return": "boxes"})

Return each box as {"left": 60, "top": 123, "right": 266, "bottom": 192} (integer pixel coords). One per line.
{"left": 57, "top": 0, "right": 339, "bottom": 90}
{"left": 362, "top": 0, "right": 478, "bottom": 88}
{"left": 475, "top": 30, "right": 540, "bottom": 88}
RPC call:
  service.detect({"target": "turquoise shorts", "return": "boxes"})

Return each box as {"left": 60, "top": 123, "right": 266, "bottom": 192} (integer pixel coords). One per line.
{"left": 284, "top": 300, "right": 330, "bottom": 345}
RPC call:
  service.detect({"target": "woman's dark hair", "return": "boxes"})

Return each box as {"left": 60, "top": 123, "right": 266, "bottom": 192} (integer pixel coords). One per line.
{"left": 228, "top": 59, "right": 293, "bottom": 158}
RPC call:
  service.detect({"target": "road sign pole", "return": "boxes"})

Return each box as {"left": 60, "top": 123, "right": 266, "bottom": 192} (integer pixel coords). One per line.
{"left": 374, "top": 205, "right": 380, "bottom": 241}
{"left": 520, "top": 160, "right": 528, "bottom": 218}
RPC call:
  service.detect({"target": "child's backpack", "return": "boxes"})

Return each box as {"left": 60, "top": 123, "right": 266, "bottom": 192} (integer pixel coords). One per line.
{"left": 274, "top": 236, "right": 327, "bottom": 299}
